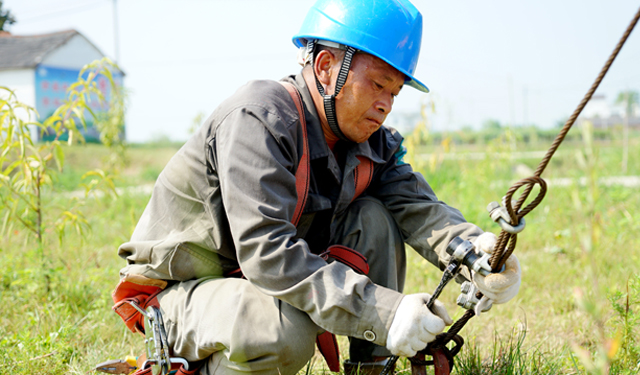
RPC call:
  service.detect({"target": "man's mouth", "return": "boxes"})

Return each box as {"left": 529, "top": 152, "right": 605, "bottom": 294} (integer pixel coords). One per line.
{"left": 367, "top": 118, "right": 382, "bottom": 126}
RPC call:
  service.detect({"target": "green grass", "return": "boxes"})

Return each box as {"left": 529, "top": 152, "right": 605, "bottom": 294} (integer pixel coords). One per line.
{"left": 46, "top": 142, "right": 181, "bottom": 192}
{"left": 1, "top": 134, "right": 639, "bottom": 374}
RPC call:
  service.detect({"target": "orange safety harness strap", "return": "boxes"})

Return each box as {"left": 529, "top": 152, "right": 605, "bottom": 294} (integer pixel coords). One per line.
{"left": 281, "top": 82, "right": 372, "bottom": 372}
{"left": 319, "top": 244, "right": 369, "bottom": 275}
{"left": 282, "top": 82, "right": 311, "bottom": 227}
{"left": 112, "top": 274, "right": 167, "bottom": 334}
{"left": 353, "top": 155, "right": 373, "bottom": 202}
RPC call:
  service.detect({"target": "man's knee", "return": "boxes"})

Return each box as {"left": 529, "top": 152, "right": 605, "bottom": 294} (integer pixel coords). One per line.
{"left": 158, "top": 278, "right": 318, "bottom": 374}
{"left": 199, "top": 298, "right": 317, "bottom": 375}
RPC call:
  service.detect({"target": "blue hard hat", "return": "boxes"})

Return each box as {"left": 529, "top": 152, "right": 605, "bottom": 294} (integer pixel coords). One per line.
{"left": 293, "top": 0, "right": 429, "bottom": 93}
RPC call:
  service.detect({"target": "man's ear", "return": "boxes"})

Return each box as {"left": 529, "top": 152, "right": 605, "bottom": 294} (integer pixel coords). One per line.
{"left": 313, "top": 49, "right": 336, "bottom": 88}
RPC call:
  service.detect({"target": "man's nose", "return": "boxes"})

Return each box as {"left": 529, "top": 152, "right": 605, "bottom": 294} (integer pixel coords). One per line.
{"left": 376, "top": 95, "right": 393, "bottom": 114}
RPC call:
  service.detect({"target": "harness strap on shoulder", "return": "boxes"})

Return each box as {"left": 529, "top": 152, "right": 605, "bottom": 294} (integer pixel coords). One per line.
{"left": 282, "top": 82, "right": 344, "bottom": 373}
{"left": 280, "top": 82, "right": 310, "bottom": 227}
{"left": 281, "top": 81, "right": 378, "bottom": 373}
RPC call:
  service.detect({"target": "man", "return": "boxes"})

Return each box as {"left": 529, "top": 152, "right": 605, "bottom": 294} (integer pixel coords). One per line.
{"left": 115, "top": 0, "right": 521, "bottom": 374}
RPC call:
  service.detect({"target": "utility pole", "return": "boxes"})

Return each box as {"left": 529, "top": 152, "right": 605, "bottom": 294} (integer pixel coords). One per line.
{"left": 508, "top": 75, "right": 515, "bottom": 127}
{"left": 508, "top": 75, "right": 516, "bottom": 150}
{"left": 622, "top": 91, "right": 629, "bottom": 173}
{"left": 523, "top": 86, "right": 528, "bottom": 127}
{"left": 113, "top": 0, "right": 120, "bottom": 63}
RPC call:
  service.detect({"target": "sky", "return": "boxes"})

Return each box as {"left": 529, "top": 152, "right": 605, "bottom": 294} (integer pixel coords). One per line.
{"left": 4, "top": 0, "right": 640, "bottom": 143}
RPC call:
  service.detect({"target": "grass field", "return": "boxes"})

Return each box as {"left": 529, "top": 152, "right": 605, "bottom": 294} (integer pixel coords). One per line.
{"left": 0, "top": 131, "right": 639, "bottom": 374}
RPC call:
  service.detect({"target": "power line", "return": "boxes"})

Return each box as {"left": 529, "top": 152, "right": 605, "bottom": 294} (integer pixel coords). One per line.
{"left": 17, "top": 0, "right": 106, "bottom": 24}
{"left": 11, "top": 0, "right": 96, "bottom": 16}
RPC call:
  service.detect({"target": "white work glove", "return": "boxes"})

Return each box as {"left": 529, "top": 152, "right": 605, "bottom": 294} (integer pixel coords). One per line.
{"left": 386, "top": 293, "right": 453, "bottom": 357}
{"left": 472, "top": 232, "right": 521, "bottom": 304}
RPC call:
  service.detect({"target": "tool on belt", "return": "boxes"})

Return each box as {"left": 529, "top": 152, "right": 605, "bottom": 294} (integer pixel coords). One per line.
{"left": 95, "top": 356, "right": 137, "bottom": 374}
{"left": 97, "top": 273, "right": 199, "bottom": 375}
{"left": 380, "top": 5, "right": 640, "bottom": 375}
{"left": 95, "top": 303, "right": 196, "bottom": 375}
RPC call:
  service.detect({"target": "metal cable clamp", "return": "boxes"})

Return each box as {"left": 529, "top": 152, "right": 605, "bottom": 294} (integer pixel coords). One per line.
{"left": 487, "top": 201, "right": 526, "bottom": 234}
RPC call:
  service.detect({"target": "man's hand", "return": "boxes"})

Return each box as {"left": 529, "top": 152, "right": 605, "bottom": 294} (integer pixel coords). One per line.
{"left": 472, "top": 232, "right": 521, "bottom": 304}
{"left": 386, "top": 293, "right": 453, "bottom": 357}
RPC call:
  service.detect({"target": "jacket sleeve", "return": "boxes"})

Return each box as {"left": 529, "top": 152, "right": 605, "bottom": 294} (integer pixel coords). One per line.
{"left": 367, "top": 131, "right": 484, "bottom": 279}
{"left": 212, "top": 103, "right": 402, "bottom": 347}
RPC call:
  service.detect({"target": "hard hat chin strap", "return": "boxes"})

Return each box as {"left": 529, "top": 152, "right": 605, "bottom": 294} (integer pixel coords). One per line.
{"left": 308, "top": 40, "right": 357, "bottom": 143}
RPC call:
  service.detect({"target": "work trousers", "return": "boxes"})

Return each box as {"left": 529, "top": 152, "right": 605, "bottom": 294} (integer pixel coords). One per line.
{"left": 157, "top": 197, "right": 406, "bottom": 375}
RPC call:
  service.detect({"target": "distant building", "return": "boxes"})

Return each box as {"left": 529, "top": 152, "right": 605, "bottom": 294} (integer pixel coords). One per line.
{"left": 0, "top": 29, "right": 124, "bottom": 142}
{"left": 580, "top": 94, "right": 640, "bottom": 129}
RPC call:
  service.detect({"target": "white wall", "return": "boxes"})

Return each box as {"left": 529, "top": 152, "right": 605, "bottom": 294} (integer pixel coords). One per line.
{"left": 583, "top": 96, "right": 611, "bottom": 119}
{"left": 41, "top": 34, "right": 105, "bottom": 70}
{"left": 0, "top": 68, "right": 36, "bottom": 107}
{"left": 0, "top": 68, "right": 38, "bottom": 139}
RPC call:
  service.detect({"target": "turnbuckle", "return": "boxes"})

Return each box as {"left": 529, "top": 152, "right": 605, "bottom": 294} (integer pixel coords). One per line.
{"left": 410, "top": 334, "right": 464, "bottom": 375}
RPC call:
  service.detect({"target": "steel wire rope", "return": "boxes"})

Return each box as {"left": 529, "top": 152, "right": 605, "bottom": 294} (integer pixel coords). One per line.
{"left": 436, "top": 3, "right": 640, "bottom": 348}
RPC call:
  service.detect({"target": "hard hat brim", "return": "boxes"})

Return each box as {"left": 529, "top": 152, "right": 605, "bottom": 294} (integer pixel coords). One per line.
{"left": 294, "top": 36, "right": 430, "bottom": 93}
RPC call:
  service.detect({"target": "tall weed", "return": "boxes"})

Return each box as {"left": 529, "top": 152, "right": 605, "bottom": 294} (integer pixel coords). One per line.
{"left": 455, "top": 326, "right": 568, "bottom": 374}
{"left": 608, "top": 275, "right": 640, "bottom": 373}
{"left": 0, "top": 57, "right": 126, "bottom": 249}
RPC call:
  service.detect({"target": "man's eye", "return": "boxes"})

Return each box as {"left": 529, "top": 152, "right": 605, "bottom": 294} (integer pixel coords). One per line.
{"left": 374, "top": 82, "right": 384, "bottom": 89}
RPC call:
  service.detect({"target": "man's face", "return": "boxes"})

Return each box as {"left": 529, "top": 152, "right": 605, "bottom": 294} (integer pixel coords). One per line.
{"left": 334, "top": 53, "right": 405, "bottom": 143}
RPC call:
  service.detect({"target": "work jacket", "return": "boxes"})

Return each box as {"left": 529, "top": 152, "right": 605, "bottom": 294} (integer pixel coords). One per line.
{"left": 118, "top": 73, "right": 482, "bottom": 348}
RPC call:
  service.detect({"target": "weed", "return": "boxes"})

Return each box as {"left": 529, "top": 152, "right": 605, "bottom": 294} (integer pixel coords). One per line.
{"left": 455, "top": 326, "right": 568, "bottom": 374}
{"left": 608, "top": 275, "right": 640, "bottom": 374}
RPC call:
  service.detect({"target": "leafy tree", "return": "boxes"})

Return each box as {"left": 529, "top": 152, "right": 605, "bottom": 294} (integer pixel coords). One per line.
{"left": 615, "top": 90, "right": 639, "bottom": 116}
{"left": 0, "top": 0, "right": 16, "bottom": 31}
{"left": 555, "top": 116, "right": 569, "bottom": 128}
{"left": 482, "top": 119, "right": 502, "bottom": 131}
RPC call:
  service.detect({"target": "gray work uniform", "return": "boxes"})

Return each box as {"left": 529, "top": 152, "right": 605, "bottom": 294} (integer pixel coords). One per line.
{"left": 117, "top": 73, "right": 482, "bottom": 374}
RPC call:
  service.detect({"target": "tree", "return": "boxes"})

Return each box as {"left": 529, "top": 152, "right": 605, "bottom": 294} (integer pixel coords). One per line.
{"left": 482, "top": 119, "right": 502, "bottom": 131}
{"left": 615, "top": 90, "right": 639, "bottom": 173}
{"left": 0, "top": 0, "right": 16, "bottom": 31}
